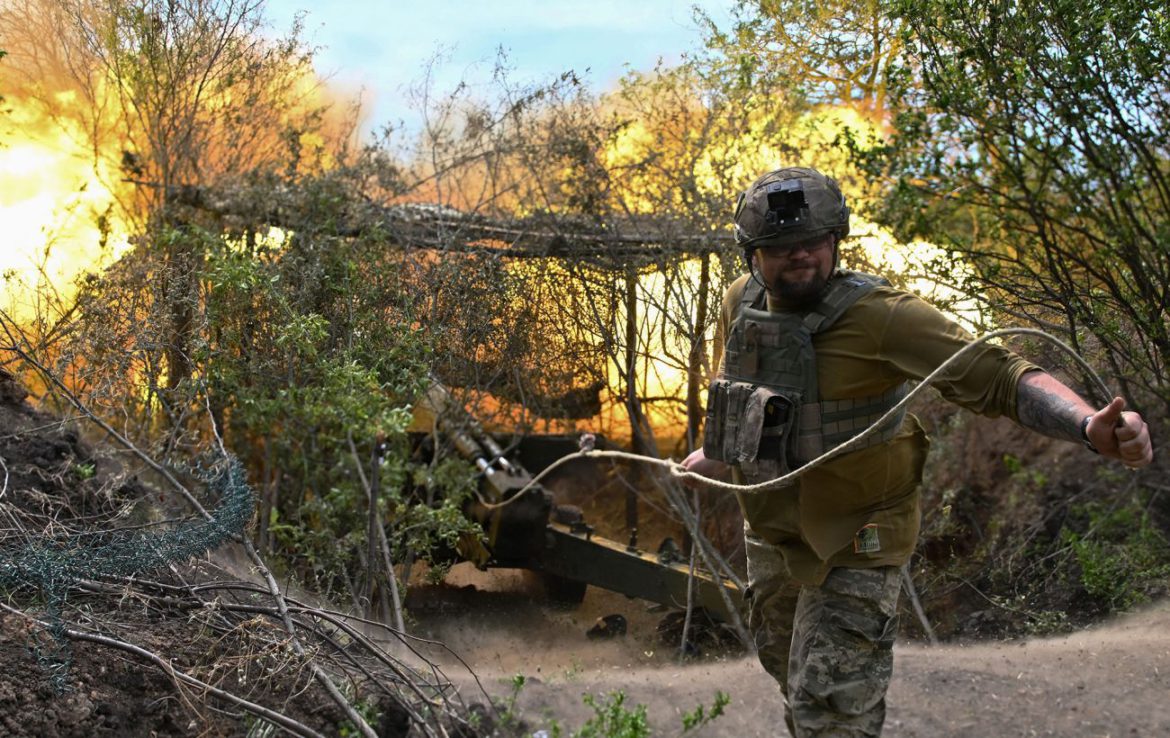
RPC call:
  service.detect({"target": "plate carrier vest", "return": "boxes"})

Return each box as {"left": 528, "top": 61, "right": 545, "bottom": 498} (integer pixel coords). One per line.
{"left": 703, "top": 271, "right": 909, "bottom": 481}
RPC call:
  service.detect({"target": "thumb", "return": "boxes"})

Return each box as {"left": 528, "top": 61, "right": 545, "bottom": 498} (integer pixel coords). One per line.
{"left": 1086, "top": 397, "right": 1127, "bottom": 450}
{"left": 1094, "top": 396, "right": 1126, "bottom": 427}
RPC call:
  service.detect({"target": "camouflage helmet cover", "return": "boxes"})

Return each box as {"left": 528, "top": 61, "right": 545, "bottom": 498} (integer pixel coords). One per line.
{"left": 733, "top": 167, "right": 851, "bottom": 247}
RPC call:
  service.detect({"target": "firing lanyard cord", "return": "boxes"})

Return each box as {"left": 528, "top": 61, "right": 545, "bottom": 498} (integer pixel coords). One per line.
{"left": 478, "top": 327, "right": 1112, "bottom": 509}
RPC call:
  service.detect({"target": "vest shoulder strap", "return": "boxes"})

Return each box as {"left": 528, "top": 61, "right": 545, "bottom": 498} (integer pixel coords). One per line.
{"left": 802, "top": 270, "right": 888, "bottom": 334}
{"left": 740, "top": 277, "right": 767, "bottom": 311}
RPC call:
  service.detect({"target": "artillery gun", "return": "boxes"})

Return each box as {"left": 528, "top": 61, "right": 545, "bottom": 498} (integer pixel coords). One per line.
{"left": 412, "top": 383, "right": 742, "bottom": 623}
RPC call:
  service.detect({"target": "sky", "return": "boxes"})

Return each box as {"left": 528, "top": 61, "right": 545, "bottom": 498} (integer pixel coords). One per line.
{"left": 261, "top": 0, "right": 736, "bottom": 138}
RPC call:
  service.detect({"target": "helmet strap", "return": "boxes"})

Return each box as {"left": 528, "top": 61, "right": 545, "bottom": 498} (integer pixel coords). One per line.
{"left": 745, "top": 250, "right": 771, "bottom": 294}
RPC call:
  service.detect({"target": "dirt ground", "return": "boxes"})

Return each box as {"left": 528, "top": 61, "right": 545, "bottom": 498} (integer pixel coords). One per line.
{"left": 415, "top": 565, "right": 1170, "bottom": 737}
{"left": 3, "top": 561, "right": 1167, "bottom": 737}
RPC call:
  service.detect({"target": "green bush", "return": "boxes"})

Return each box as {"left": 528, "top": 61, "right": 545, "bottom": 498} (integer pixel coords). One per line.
{"left": 200, "top": 231, "right": 489, "bottom": 597}
{"left": 571, "top": 692, "right": 650, "bottom": 738}
{"left": 537, "top": 689, "right": 728, "bottom": 738}
{"left": 1061, "top": 500, "right": 1170, "bottom": 611}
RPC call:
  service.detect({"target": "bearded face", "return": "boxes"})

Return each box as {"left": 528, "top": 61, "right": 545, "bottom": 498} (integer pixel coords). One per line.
{"left": 751, "top": 233, "right": 836, "bottom": 307}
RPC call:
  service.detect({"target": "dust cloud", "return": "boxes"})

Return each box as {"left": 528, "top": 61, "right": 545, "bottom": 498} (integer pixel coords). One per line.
{"left": 404, "top": 567, "right": 1170, "bottom": 737}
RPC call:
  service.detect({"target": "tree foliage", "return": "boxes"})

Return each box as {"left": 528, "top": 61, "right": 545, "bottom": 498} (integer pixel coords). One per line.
{"left": 870, "top": 0, "right": 1170, "bottom": 412}
{"left": 702, "top": 0, "right": 902, "bottom": 116}
{"left": 696, "top": 0, "right": 1170, "bottom": 631}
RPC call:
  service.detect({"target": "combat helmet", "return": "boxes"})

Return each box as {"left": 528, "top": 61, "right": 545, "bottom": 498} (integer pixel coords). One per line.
{"left": 733, "top": 167, "right": 851, "bottom": 254}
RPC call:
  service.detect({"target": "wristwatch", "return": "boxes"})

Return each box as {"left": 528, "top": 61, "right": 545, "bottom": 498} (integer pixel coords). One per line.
{"left": 1080, "top": 415, "right": 1100, "bottom": 454}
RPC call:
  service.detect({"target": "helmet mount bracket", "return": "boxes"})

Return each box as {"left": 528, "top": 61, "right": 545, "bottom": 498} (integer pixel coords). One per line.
{"left": 763, "top": 180, "right": 810, "bottom": 231}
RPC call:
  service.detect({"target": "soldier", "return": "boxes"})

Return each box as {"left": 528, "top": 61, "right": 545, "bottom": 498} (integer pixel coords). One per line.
{"left": 682, "top": 167, "right": 1154, "bottom": 737}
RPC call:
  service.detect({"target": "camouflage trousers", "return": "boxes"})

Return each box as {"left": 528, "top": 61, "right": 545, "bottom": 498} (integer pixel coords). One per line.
{"left": 745, "top": 534, "right": 902, "bottom": 737}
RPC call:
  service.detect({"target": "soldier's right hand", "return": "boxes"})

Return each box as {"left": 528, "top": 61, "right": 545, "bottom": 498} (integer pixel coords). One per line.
{"left": 1086, "top": 397, "right": 1154, "bottom": 468}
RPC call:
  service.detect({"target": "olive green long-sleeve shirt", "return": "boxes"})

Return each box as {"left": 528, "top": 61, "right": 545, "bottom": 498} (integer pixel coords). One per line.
{"left": 716, "top": 272, "right": 1037, "bottom": 585}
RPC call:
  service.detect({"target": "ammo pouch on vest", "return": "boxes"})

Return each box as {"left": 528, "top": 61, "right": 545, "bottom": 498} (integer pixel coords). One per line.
{"left": 704, "top": 271, "right": 910, "bottom": 482}
{"left": 704, "top": 379, "right": 801, "bottom": 478}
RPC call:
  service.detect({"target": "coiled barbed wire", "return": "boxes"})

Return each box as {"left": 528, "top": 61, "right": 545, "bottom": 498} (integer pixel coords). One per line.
{"left": 0, "top": 454, "right": 254, "bottom": 691}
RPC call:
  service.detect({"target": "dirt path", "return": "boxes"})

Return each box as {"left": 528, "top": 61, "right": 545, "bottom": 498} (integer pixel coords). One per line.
{"left": 414, "top": 567, "right": 1170, "bottom": 737}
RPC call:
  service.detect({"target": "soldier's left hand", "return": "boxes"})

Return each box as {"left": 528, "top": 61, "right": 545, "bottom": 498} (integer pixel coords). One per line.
{"left": 1086, "top": 397, "right": 1154, "bottom": 468}
{"left": 680, "top": 447, "right": 731, "bottom": 486}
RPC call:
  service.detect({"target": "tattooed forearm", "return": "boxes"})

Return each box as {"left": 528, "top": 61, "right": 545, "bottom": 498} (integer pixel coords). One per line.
{"left": 1016, "top": 372, "right": 1089, "bottom": 444}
